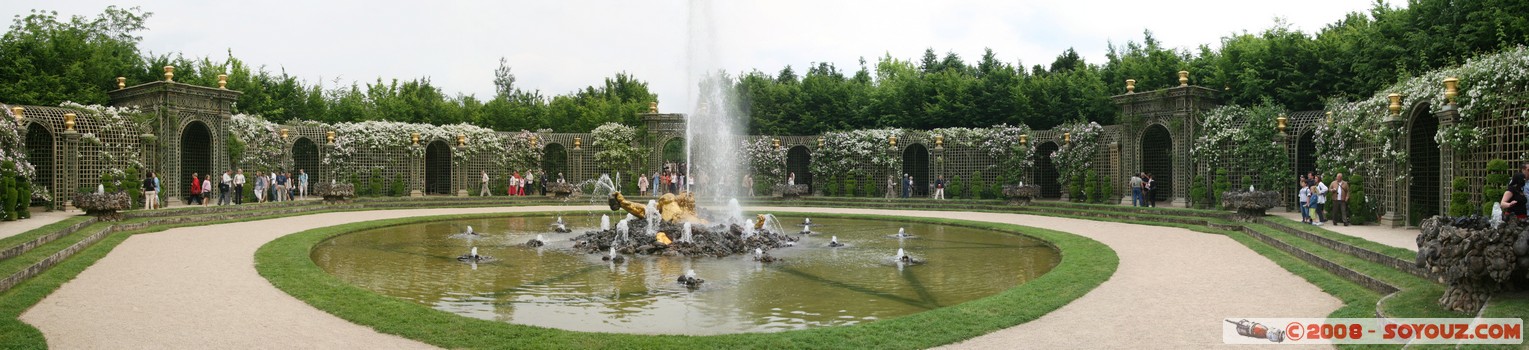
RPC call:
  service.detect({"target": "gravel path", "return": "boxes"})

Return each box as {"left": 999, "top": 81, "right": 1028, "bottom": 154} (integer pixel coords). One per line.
{"left": 22, "top": 205, "right": 1340, "bottom": 349}
{"left": 0, "top": 209, "right": 79, "bottom": 240}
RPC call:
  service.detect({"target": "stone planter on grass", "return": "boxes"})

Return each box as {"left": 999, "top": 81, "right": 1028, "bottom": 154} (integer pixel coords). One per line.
{"left": 1221, "top": 190, "right": 1281, "bottom": 221}
{"left": 1002, "top": 185, "right": 1041, "bottom": 205}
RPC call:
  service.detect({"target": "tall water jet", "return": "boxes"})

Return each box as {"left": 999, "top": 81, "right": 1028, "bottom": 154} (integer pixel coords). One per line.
{"left": 601, "top": 215, "right": 611, "bottom": 231}
{"left": 685, "top": 0, "right": 744, "bottom": 202}
{"left": 682, "top": 222, "right": 693, "bottom": 243}
{"left": 896, "top": 248, "right": 905, "bottom": 260}
{"left": 645, "top": 200, "right": 661, "bottom": 237}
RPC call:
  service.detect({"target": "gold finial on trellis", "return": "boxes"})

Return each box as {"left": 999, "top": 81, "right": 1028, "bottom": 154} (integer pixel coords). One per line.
{"left": 1064, "top": 132, "right": 1071, "bottom": 144}
{"left": 280, "top": 128, "right": 289, "bottom": 139}
{"left": 457, "top": 134, "right": 466, "bottom": 146}
{"left": 1019, "top": 134, "right": 1028, "bottom": 145}
{"left": 10, "top": 107, "right": 22, "bottom": 124}
{"left": 889, "top": 135, "right": 898, "bottom": 148}
{"left": 116, "top": 77, "right": 126, "bottom": 90}
{"left": 817, "top": 137, "right": 825, "bottom": 148}
{"left": 574, "top": 137, "right": 582, "bottom": 150}
{"left": 1387, "top": 93, "right": 1402, "bottom": 117}
{"left": 1177, "top": 71, "right": 1189, "bottom": 86}
{"left": 772, "top": 138, "right": 780, "bottom": 149}
{"left": 1325, "top": 111, "right": 1333, "bottom": 126}
{"left": 411, "top": 133, "right": 420, "bottom": 145}
{"left": 649, "top": 101, "right": 658, "bottom": 113}
{"left": 218, "top": 74, "right": 228, "bottom": 89}
{"left": 64, "top": 113, "right": 76, "bottom": 131}
{"left": 530, "top": 135, "right": 538, "bottom": 147}
{"left": 1443, "top": 77, "right": 1459, "bottom": 105}
{"left": 1277, "top": 114, "right": 1288, "bottom": 134}
{"left": 1125, "top": 79, "right": 1136, "bottom": 94}
{"left": 164, "top": 66, "right": 175, "bottom": 82}
{"left": 935, "top": 134, "right": 944, "bottom": 148}
{"left": 326, "top": 131, "right": 335, "bottom": 144}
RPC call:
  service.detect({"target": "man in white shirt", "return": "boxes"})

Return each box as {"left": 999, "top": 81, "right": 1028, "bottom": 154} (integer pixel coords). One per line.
{"left": 1312, "top": 173, "right": 1329, "bottom": 225}
{"left": 219, "top": 171, "right": 233, "bottom": 205}
{"left": 480, "top": 171, "right": 491, "bottom": 196}
{"left": 233, "top": 169, "right": 246, "bottom": 205}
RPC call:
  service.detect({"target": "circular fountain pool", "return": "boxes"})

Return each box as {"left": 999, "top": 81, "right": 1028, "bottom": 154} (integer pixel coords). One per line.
{"left": 311, "top": 215, "right": 1059, "bottom": 335}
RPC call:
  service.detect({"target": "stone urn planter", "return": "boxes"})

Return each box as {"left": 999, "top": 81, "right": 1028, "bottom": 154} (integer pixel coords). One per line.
{"left": 73, "top": 192, "right": 131, "bottom": 221}
{"left": 773, "top": 184, "right": 809, "bottom": 198}
{"left": 1002, "top": 185, "right": 1041, "bottom": 205}
{"left": 1221, "top": 190, "right": 1281, "bottom": 221}
{"left": 547, "top": 183, "right": 576, "bottom": 198}
{"left": 314, "top": 183, "right": 356, "bottom": 204}
{"left": 1417, "top": 216, "right": 1529, "bottom": 312}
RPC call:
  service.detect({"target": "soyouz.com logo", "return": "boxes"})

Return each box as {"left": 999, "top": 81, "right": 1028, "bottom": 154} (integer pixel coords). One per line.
{"left": 1223, "top": 318, "right": 1523, "bottom": 345}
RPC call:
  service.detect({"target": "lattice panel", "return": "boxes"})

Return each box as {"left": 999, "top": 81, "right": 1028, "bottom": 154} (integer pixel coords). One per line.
{"left": 1451, "top": 90, "right": 1529, "bottom": 216}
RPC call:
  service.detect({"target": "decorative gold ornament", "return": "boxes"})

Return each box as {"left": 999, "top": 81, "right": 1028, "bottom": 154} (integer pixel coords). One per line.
{"left": 164, "top": 66, "right": 175, "bottom": 82}
{"left": 530, "top": 135, "right": 538, "bottom": 147}
{"left": 1388, "top": 93, "right": 1402, "bottom": 117}
{"left": 64, "top": 113, "right": 76, "bottom": 131}
{"left": 1178, "top": 71, "right": 1189, "bottom": 86}
{"left": 457, "top": 134, "right": 466, "bottom": 146}
{"left": 817, "top": 136, "right": 825, "bottom": 148}
{"left": 326, "top": 131, "right": 335, "bottom": 144}
{"left": 1277, "top": 114, "right": 1288, "bottom": 134}
{"left": 411, "top": 133, "right": 420, "bottom": 145}
{"left": 218, "top": 74, "right": 228, "bottom": 89}
{"left": 1443, "top": 77, "right": 1459, "bottom": 105}
{"left": 574, "top": 137, "right": 582, "bottom": 150}
{"left": 280, "top": 128, "right": 289, "bottom": 139}
{"left": 116, "top": 77, "right": 126, "bottom": 90}
{"left": 889, "top": 135, "right": 897, "bottom": 147}
{"left": 1325, "top": 111, "right": 1333, "bottom": 126}
{"left": 1064, "top": 132, "right": 1071, "bottom": 144}
{"left": 649, "top": 101, "right": 658, "bottom": 113}
{"left": 772, "top": 138, "right": 780, "bottom": 149}
{"left": 1125, "top": 79, "right": 1136, "bottom": 93}
{"left": 10, "top": 107, "right": 22, "bottom": 124}
{"left": 1019, "top": 134, "right": 1028, "bottom": 145}
{"left": 935, "top": 134, "right": 944, "bottom": 148}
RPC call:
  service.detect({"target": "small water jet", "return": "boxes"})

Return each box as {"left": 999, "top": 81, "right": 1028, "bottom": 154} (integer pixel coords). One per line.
{"left": 602, "top": 246, "right": 625, "bottom": 263}
{"left": 677, "top": 269, "right": 704, "bottom": 289}
{"left": 458, "top": 246, "right": 492, "bottom": 262}
{"left": 525, "top": 234, "right": 546, "bottom": 248}
{"left": 552, "top": 216, "right": 572, "bottom": 233}
{"left": 893, "top": 248, "right": 925, "bottom": 265}
{"left": 600, "top": 215, "right": 611, "bottom": 231}
{"left": 890, "top": 227, "right": 915, "bottom": 239}
{"left": 828, "top": 236, "right": 844, "bottom": 247}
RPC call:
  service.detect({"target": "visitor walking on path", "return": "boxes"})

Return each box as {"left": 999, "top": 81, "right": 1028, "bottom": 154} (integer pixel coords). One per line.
{"left": 219, "top": 171, "right": 232, "bottom": 205}
{"left": 787, "top": 172, "right": 796, "bottom": 186}
{"left": 886, "top": 175, "right": 896, "bottom": 198}
{"left": 743, "top": 174, "right": 753, "bottom": 197}
{"left": 1331, "top": 173, "right": 1350, "bottom": 226}
{"left": 200, "top": 176, "right": 211, "bottom": 206}
{"left": 1311, "top": 173, "right": 1328, "bottom": 225}
{"left": 142, "top": 172, "right": 158, "bottom": 210}
{"left": 189, "top": 173, "right": 202, "bottom": 205}
{"left": 651, "top": 172, "right": 660, "bottom": 196}
{"left": 1498, "top": 164, "right": 1529, "bottom": 221}
{"left": 253, "top": 172, "right": 266, "bottom": 203}
{"left": 275, "top": 172, "right": 288, "bottom": 202}
{"left": 638, "top": 173, "right": 649, "bottom": 195}
{"left": 1144, "top": 173, "right": 1156, "bottom": 207}
{"left": 934, "top": 175, "right": 946, "bottom": 200}
{"left": 525, "top": 171, "right": 536, "bottom": 197}
{"left": 902, "top": 174, "right": 913, "bottom": 198}
{"left": 233, "top": 169, "right": 246, "bottom": 205}
{"left": 1298, "top": 179, "right": 1312, "bottom": 224}
{"left": 480, "top": 171, "right": 491, "bottom": 196}
{"left": 1130, "top": 173, "right": 1144, "bottom": 207}
{"left": 298, "top": 170, "right": 308, "bottom": 199}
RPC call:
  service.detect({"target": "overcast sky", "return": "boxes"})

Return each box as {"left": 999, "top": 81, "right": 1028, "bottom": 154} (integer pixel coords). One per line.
{"left": 3, "top": 0, "right": 1394, "bottom": 114}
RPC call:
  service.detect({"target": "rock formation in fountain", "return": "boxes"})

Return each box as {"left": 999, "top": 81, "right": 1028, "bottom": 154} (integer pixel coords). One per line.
{"left": 677, "top": 269, "right": 704, "bottom": 289}
{"left": 525, "top": 234, "right": 546, "bottom": 248}
{"left": 1416, "top": 216, "right": 1529, "bottom": 312}
{"left": 574, "top": 201, "right": 797, "bottom": 258}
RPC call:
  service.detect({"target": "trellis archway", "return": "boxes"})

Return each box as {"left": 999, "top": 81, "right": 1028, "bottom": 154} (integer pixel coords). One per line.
{"left": 542, "top": 143, "right": 568, "bottom": 181}
{"left": 291, "top": 137, "right": 320, "bottom": 186}
{"left": 662, "top": 138, "right": 685, "bottom": 163}
{"left": 1036, "top": 142, "right": 1061, "bottom": 199}
{"left": 24, "top": 123, "right": 53, "bottom": 198}
{"left": 786, "top": 145, "right": 812, "bottom": 192}
{"left": 181, "top": 121, "right": 213, "bottom": 199}
{"left": 902, "top": 143, "right": 930, "bottom": 197}
{"left": 1141, "top": 124, "right": 1173, "bottom": 203}
{"left": 1407, "top": 104, "right": 1440, "bottom": 225}
{"left": 425, "top": 140, "right": 452, "bottom": 195}
{"left": 1296, "top": 130, "right": 1317, "bottom": 179}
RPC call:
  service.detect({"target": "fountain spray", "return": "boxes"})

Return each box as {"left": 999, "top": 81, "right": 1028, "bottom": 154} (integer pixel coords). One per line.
{"left": 601, "top": 215, "right": 611, "bottom": 231}
{"left": 471, "top": 247, "right": 479, "bottom": 259}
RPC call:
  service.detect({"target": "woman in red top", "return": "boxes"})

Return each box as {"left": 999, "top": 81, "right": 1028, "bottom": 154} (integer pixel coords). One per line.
{"left": 189, "top": 173, "right": 202, "bottom": 205}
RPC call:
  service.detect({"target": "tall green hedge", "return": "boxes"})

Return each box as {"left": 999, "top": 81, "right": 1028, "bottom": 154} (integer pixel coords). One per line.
{"left": 1449, "top": 177, "right": 1474, "bottom": 216}
{"left": 1213, "top": 168, "right": 1230, "bottom": 209}
{"left": 1483, "top": 159, "right": 1511, "bottom": 215}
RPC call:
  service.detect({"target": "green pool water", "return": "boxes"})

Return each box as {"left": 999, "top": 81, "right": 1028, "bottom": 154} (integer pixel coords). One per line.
{"left": 311, "top": 215, "right": 1059, "bottom": 335}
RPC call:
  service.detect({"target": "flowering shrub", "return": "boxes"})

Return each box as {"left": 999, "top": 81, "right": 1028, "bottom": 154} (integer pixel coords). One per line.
{"left": 63, "top": 102, "right": 150, "bottom": 177}
{"left": 317, "top": 120, "right": 522, "bottom": 180}
{"left": 591, "top": 122, "right": 643, "bottom": 176}
{"left": 230, "top": 114, "right": 286, "bottom": 172}
{"left": 1, "top": 106, "right": 36, "bottom": 181}
{"left": 1051, "top": 121, "right": 1103, "bottom": 193}
{"left": 742, "top": 137, "right": 785, "bottom": 184}
{"left": 1191, "top": 104, "right": 1292, "bottom": 190}
{"left": 811, "top": 128, "right": 903, "bottom": 180}
{"left": 980, "top": 124, "right": 1035, "bottom": 184}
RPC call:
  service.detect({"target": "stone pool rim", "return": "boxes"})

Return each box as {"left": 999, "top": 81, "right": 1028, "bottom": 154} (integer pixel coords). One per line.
{"left": 255, "top": 210, "right": 1118, "bottom": 349}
